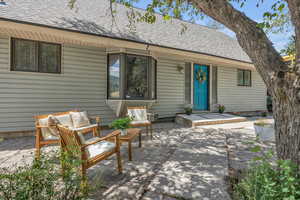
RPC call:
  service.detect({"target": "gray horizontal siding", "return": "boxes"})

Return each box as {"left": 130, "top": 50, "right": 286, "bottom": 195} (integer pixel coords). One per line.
{"left": 152, "top": 58, "right": 185, "bottom": 118}
{"left": 217, "top": 66, "right": 267, "bottom": 112}
{"left": 0, "top": 36, "right": 116, "bottom": 132}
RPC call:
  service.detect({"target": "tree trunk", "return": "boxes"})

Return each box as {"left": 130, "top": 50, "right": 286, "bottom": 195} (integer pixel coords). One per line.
{"left": 272, "top": 88, "right": 300, "bottom": 164}
{"left": 191, "top": 0, "right": 300, "bottom": 163}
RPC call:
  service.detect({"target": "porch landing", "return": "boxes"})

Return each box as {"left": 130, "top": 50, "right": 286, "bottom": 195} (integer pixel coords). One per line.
{"left": 175, "top": 113, "right": 247, "bottom": 127}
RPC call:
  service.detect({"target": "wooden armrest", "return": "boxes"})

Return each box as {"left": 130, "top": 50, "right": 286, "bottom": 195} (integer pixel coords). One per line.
{"left": 82, "top": 131, "right": 120, "bottom": 148}
{"left": 36, "top": 125, "right": 50, "bottom": 128}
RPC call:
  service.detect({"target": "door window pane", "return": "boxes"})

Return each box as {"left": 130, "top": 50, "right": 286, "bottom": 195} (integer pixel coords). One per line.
{"left": 126, "top": 55, "right": 148, "bottom": 99}
{"left": 108, "top": 54, "right": 121, "bottom": 98}
{"left": 13, "top": 39, "right": 37, "bottom": 71}
{"left": 39, "top": 43, "right": 60, "bottom": 73}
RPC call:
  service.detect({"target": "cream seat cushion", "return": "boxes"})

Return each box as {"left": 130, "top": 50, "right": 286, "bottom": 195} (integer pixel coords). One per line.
{"left": 85, "top": 139, "right": 115, "bottom": 158}
{"left": 70, "top": 111, "right": 90, "bottom": 128}
{"left": 130, "top": 120, "right": 151, "bottom": 125}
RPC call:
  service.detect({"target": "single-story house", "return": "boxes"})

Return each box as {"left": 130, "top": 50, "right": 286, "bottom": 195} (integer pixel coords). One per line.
{"left": 0, "top": 0, "right": 267, "bottom": 134}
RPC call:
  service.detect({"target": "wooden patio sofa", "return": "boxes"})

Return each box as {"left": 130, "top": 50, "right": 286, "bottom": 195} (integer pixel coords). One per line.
{"left": 34, "top": 110, "right": 100, "bottom": 158}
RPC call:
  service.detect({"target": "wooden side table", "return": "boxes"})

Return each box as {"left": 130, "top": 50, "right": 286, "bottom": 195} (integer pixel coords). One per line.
{"left": 111, "top": 128, "right": 142, "bottom": 161}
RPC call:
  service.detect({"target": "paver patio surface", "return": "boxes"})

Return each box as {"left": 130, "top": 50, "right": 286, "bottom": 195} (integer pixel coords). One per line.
{"left": 0, "top": 121, "right": 273, "bottom": 200}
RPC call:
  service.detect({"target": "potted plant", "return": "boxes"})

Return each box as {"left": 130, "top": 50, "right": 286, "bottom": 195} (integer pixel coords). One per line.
{"left": 184, "top": 104, "right": 193, "bottom": 115}
{"left": 111, "top": 117, "right": 132, "bottom": 136}
{"left": 216, "top": 104, "right": 225, "bottom": 113}
{"left": 254, "top": 119, "right": 275, "bottom": 142}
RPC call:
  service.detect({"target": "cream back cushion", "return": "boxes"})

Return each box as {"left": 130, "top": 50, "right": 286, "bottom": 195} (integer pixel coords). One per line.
{"left": 38, "top": 116, "right": 59, "bottom": 140}
{"left": 55, "top": 114, "right": 74, "bottom": 128}
{"left": 128, "top": 109, "right": 147, "bottom": 121}
{"left": 70, "top": 111, "right": 90, "bottom": 128}
{"left": 47, "top": 115, "right": 60, "bottom": 136}
{"left": 77, "top": 132, "right": 86, "bottom": 144}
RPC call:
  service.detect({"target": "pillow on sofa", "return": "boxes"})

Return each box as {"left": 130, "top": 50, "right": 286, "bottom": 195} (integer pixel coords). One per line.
{"left": 47, "top": 115, "right": 60, "bottom": 136}
{"left": 55, "top": 114, "right": 74, "bottom": 128}
{"left": 70, "top": 111, "right": 90, "bottom": 128}
{"left": 38, "top": 116, "right": 59, "bottom": 140}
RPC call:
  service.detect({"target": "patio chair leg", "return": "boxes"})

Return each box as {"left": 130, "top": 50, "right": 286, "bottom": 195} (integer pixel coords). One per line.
{"left": 116, "top": 150, "right": 122, "bottom": 174}
{"left": 35, "top": 142, "right": 41, "bottom": 159}
{"left": 128, "top": 141, "right": 132, "bottom": 161}
{"left": 150, "top": 124, "right": 153, "bottom": 140}
{"left": 35, "top": 148, "right": 41, "bottom": 159}
{"left": 60, "top": 142, "right": 66, "bottom": 176}
{"left": 35, "top": 130, "right": 41, "bottom": 159}
{"left": 81, "top": 164, "right": 87, "bottom": 181}
{"left": 146, "top": 126, "right": 149, "bottom": 137}
{"left": 80, "top": 165, "right": 88, "bottom": 194}
{"left": 93, "top": 127, "right": 100, "bottom": 137}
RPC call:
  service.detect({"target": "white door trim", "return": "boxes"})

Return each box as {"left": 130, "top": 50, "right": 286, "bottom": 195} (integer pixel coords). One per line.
{"left": 209, "top": 64, "right": 213, "bottom": 111}
{"left": 191, "top": 62, "right": 194, "bottom": 105}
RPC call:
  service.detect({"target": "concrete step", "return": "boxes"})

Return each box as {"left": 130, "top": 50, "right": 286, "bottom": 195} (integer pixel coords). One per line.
{"left": 176, "top": 113, "right": 247, "bottom": 127}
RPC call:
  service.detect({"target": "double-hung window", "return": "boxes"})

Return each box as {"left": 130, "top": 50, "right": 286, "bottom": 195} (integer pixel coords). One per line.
{"left": 237, "top": 69, "right": 251, "bottom": 86}
{"left": 108, "top": 54, "right": 157, "bottom": 100}
{"left": 11, "top": 38, "right": 61, "bottom": 73}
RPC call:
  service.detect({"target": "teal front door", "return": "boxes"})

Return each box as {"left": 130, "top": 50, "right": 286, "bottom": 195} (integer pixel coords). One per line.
{"left": 193, "top": 64, "right": 209, "bottom": 110}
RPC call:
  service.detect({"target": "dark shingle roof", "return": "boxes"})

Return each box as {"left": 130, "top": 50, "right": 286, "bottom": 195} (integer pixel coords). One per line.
{"left": 0, "top": 0, "right": 251, "bottom": 63}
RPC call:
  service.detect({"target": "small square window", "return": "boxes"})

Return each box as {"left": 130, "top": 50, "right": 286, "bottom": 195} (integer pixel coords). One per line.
{"left": 11, "top": 38, "right": 61, "bottom": 73}
{"left": 237, "top": 69, "right": 251, "bottom": 86}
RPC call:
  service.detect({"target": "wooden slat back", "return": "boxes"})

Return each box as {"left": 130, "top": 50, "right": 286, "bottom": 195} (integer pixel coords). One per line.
{"left": 57, "top": 125, "right": 82, "bottom": 155}
{"left": 35, "top": 110, "right": 78, "bottom": 124}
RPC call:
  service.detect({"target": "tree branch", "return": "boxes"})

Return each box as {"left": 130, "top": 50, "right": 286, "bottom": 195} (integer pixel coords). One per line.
{"left": 191, "top": 0, "right": 288, "bottom": 88}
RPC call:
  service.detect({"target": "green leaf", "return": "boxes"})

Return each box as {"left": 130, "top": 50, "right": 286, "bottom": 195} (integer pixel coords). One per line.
{"left": 163, "top": 15, "right": 171, "bottom": 21}
{"left": 282, "top": 187, "right": 289, "bottom": 193}
{"left": 278, "top": 4, "right": 285, "bottom": 12}
{"left": 250, "top": 145, "right": 261, "bottom": 153}
{"left": 252, "top": 156, "right": 263, "bottom": 161}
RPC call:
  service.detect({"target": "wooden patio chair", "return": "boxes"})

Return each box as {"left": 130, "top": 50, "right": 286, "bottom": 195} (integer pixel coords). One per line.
{"left": 127, "top": 106, "right": 153, "bottom": 139}
{"left": 34, "top": 110, "right": 100, "bottom": 158}
{"left": 57, "top": 124, "right": 122, "bottom": 180}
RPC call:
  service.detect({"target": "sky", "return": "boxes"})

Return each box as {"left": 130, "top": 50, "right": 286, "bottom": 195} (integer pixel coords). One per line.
{"left": 133, "top": 0, "right": 293, "bottom": 52}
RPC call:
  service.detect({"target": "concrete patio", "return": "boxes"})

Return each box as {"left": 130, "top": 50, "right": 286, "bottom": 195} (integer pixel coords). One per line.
{"left": 0, "top": 119, "right": 274, "bottom": 200}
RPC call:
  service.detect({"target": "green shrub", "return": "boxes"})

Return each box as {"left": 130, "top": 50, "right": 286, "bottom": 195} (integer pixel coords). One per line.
{"left": 233, "top": 147, "right": 300, "bottom": 200}
{"left": 0, "top": 150, "right": 89, "bottom": 200}
{"left": 111, "top": 117, "right": 132, "bottom": 130}
{"left": 261, "top": 111, "right": 268, "bottom": 117}
{"left": 184, "top": 104, "right": 193, "bottom": 115}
